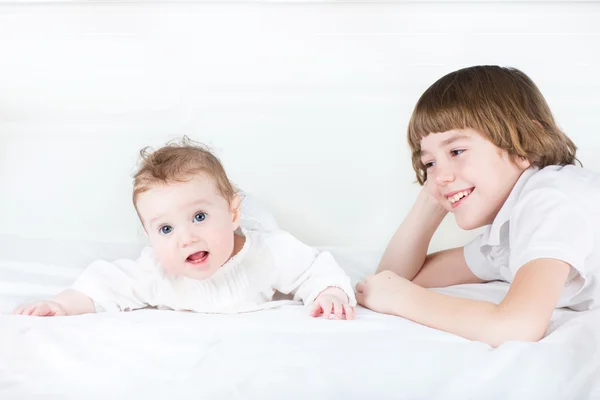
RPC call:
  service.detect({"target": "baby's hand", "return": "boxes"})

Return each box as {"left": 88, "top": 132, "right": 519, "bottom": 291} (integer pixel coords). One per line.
{"left": 13, "top": 301, "right": 67, "bottom": 317}
{"left": 311, "top": 287, "right": 355, "bottom": 320}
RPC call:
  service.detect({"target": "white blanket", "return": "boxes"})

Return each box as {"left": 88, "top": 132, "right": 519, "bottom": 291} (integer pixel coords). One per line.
{"left": 1, "top": 236, "right": 600, "bottom": 399}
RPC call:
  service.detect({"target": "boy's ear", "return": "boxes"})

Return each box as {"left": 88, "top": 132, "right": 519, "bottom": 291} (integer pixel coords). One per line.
{"left": 230, "top": 193, "right": 242, "bottom": 229}
{"left": 515, "top": 155, "right": 531, "bottom": 170}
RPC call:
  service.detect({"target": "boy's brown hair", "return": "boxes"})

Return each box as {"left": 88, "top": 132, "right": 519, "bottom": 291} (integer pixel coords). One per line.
{"left": 407, "top": 65, "right": 578, "bottom": 185}
{"left": 133, "top": 137, "right": 236, "bottom": 207}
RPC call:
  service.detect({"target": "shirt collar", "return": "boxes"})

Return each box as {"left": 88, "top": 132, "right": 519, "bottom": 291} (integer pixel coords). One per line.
{"left": 479, "top": 167, "right": 539, "bottom": 247}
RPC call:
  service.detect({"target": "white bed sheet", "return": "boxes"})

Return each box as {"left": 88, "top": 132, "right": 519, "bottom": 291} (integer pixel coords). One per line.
{"left": 1, "top": 236, "right": 600, "bottom": 400}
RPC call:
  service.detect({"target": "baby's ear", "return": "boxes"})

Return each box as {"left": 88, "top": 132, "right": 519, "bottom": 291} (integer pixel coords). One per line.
{"left": 230, "top": 193, "right": 242, "bottom": 229}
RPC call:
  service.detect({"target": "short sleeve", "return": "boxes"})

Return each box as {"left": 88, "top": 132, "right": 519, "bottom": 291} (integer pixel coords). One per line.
{"left": 508, "top": 188, "right": 594, "bottom": 281}
{"left": 71, "top": 247, "right": 161, "bottom": 312}
{"left": 464, "top": 234, "right": 501, "bottom": 281}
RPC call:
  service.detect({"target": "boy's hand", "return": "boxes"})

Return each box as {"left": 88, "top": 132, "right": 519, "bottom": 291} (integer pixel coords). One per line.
{"left": 311, "top": 287, "right": 355, "bottom": 320}
{"left": 355, "top": 270, "right": 409, "bottom": 316}
{"left": 13, "top": 301, "right": 67, "bottom": 317}
{"left": 422, "top": 180, "right": 449, "bottom": 215}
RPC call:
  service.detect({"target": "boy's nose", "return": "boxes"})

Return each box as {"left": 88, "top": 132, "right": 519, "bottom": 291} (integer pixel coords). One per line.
{"left": 434, "top": 165, "right": 455, "bottom": 185}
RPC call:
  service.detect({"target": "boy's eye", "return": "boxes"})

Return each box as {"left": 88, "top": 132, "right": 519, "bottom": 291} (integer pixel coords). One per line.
{"left": 451, "top": 149, "right": 465, "bottom": 156}
{"left": 194, "top": 212, "right": 206, "bottom": 222}
{"left": 159, "top": 225, "right": 173, "bottom": 235}
{"left": 423, "top": 161, "right": 435, "bottom": 169}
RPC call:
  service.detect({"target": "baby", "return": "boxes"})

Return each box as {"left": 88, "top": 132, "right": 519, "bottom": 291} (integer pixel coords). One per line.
{"left": 14, "top": 139, "right": 356, "bottom": 319}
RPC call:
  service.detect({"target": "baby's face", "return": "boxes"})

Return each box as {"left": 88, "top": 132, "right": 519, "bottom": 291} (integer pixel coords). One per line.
{"left": 136, "top": 174, "right": 241, "bottom": 280}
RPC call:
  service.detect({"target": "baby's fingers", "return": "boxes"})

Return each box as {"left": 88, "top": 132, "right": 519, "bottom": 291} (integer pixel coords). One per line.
{"left": 31, "top": 304, "right": 53, "bottom": 316}
{"left": 21, "top": 306, "right": 36, "bottom": 316}
{"left": 343, "top": 304, "right": 356, "bottom": 320}
{"left": 310, "top": 301, "right": 322, "bottom": 317}
{"left": 19, "top": 303, "right": 55, "bottom": 317}
{"left": 333, "top": 299, "right": 344, "bottom": 319}
{"left": 321, "top": 300, "right": 333, "bottom": 319}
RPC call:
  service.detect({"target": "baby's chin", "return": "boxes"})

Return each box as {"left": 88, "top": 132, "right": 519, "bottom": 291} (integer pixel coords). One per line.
{"left": 163, "top": 264, "right": 222, "bottom": 281}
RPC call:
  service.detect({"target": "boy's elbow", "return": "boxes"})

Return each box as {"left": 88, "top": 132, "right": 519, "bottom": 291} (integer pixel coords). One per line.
{"left": 483, "top": 313, "right": 548, "bottom": 348}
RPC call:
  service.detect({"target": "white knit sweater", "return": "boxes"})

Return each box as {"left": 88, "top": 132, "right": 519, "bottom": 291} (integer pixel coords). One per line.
{"left": 72, "top": 229, "right": 356, "bottom": 313}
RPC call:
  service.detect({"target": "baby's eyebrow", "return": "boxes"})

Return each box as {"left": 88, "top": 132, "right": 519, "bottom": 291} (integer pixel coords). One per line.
{"left": 147, "top": 199, "right": 213, "bottom": 227}
{"left": 185, "top": 199, "right": 213, "bottom": 209}
{"left": 148, "top": 214, "right": 166, "bottom": 227}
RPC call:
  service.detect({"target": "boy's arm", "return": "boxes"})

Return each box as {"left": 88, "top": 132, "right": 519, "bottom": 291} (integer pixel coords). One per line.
{"left": 412, "top": 247, "right": 486, "bottom": 288}
{"left": 378, "top": 187, "right": 483, "bottom": 287}
{"left": 357, "top": 258, "right": 570, "bottom": 347}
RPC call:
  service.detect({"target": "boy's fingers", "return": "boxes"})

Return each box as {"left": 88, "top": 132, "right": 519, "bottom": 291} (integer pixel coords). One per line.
{"left": 355, "top": 292, "right": 364, "bottom": 306}
{"left": 355, "top": 281, "right": 364, "bottom": 293}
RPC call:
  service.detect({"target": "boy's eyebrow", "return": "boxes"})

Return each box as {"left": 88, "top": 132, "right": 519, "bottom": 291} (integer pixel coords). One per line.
{"left": 420, "top": 134, "right": 472, "bottom": 157}
{"left": 147, "top": 199, "right": 213, "bottom": 227}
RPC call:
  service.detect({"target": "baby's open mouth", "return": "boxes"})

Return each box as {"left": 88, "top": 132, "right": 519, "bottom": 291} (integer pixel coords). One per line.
{"left": 186, "top": 251, "right": 209, "bottom": 264}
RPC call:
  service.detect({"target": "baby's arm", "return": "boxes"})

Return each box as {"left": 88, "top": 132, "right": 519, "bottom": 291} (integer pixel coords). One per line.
{"left": 13, "top": 248, "right": 159, "bottom": 316}
{"left": 379, "top": 187, "right": 484, "bottom": 287}
{"left": 269, "top": 231, "right": 356, "bottom": 319}
{"left": 13, "top": 289, "right": 95, "bottom": 316}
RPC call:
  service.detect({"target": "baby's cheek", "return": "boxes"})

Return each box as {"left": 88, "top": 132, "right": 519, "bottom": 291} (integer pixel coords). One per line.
{"left": 153, "top": 248, "right": 179, "bottom": 272}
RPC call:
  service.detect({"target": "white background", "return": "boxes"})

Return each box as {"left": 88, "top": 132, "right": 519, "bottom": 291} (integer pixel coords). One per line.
{"left": 0, "top": 1, "right": 598, "bottom": 251}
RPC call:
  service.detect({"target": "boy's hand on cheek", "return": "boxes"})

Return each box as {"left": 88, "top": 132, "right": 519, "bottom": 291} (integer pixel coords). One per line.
{"left": 422, "top": 180, "right": 448, "bottom": 213}
{"left": 355, "top": 271, "right": 409, "bottom": 316}
{"left": 311, "top": 287, "right": 355, "bottom": 320}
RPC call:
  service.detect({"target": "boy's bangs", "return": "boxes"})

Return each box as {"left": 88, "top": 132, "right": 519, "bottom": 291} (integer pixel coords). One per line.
{"left": 408, "top": 102, "right": 474, "bottom": 146}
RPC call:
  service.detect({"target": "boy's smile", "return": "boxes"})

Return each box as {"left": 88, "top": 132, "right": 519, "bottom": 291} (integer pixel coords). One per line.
{"left": 444, "top": 188, "right": 474, "bottom": 208}
{"left": 420, "top": 128, "right": 530, "bottom": 230}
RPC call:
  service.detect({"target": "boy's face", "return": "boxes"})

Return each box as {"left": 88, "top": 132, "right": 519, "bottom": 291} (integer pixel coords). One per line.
{"left": 419, "top": 128, "right": 530, "bottom": 230}
{"left": 136, "top": 174, "right": 241, "bottom": 280}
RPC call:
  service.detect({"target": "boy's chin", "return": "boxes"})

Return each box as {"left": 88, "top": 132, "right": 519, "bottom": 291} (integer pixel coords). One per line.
{"left": 455, "top": 216, "right": 485, "bottom": 231}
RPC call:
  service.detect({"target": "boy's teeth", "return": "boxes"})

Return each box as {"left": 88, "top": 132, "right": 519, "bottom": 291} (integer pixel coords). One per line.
{"left": 449, "top": 190, "right": 470, "bottom": 204}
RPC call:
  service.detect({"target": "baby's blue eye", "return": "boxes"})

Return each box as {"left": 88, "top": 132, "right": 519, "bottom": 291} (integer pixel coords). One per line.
{"left": 160, "top": 225, "right": 173, "bottom": 235}
{"left": 194, "top": 212, "right": 206, "bottom": 222}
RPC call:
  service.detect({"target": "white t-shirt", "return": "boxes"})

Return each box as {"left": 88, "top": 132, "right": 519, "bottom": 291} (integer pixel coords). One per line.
{"left": 464, "top": 165, "right": 600, "bottom": 311}
{"left": 72, "top": 229, "right": 356, "bottom": 314}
